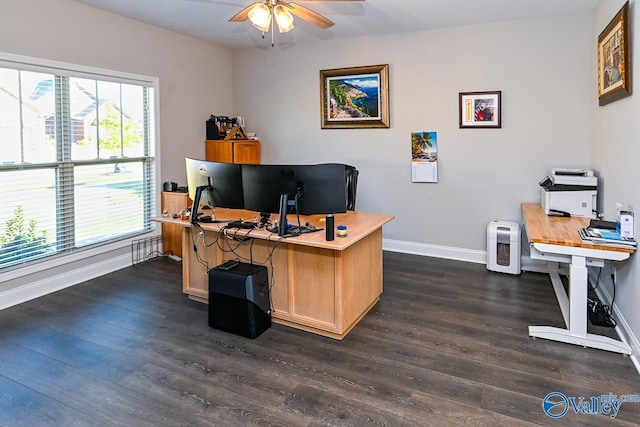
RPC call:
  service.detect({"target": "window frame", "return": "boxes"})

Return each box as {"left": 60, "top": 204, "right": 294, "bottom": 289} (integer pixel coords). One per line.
{"left": 0, "top": 52, "right": 161, "bottom": 279}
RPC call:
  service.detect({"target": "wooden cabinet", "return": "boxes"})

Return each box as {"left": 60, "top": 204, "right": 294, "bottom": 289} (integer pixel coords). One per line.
{"left": 205, "top": 139, "right": 260, "bottom": 164}
{"left": 160, "top": 191, "right": 191, "bottom": 258}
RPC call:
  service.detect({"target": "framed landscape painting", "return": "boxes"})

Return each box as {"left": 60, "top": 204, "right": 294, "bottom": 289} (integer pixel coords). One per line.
{"left": 320, "top": 64, "right": 389, "bottom": 129}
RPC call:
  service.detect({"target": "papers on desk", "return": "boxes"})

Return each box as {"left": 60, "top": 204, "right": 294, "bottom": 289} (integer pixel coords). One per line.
{"left": 578, "top": 227, "right": 637, "bottom": 248}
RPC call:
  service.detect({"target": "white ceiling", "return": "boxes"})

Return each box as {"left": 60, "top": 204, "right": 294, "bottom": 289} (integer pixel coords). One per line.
{"left": 71, "top": 0, "right": 598, "bottom": 49}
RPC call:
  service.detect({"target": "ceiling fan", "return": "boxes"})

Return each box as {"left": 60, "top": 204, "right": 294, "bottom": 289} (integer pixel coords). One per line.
{"left": 229, "top": 0, "right": 364, "bottom": 45}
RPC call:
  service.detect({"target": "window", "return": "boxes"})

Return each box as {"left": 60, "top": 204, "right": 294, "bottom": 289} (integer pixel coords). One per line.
{"left": 0, "top": 55, "right": 156, "bottom": 270}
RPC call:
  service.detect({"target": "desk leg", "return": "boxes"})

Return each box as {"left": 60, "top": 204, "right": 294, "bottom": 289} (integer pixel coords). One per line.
{"left": 569, "top": 255, "right": 588, "bottom": 337}
{"left": 529, "top": 255, "right": 632, "bottom": 354}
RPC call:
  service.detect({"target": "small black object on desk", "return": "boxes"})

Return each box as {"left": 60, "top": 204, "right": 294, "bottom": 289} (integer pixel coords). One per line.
{"left": 227, "top": 220, "right": 257, "bottom": 229}
{"left": 325, "top": 214, "right": 334, "bottom": 240}
{"left": 548, "top": 209, "right": 571, "bottom": 217}
{"left": 589, "top": 219, "right": 616, "bottom": 230}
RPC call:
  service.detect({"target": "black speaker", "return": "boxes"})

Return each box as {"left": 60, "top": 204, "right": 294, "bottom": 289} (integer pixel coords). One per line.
{"left": 208, "top": 262, "right": 271, "bottom": 338}
{"left": 206, "top": 120, "right": 221, "bottom": 140}
{"left": 325, "top": 214, "right": 334, "bottom": 241}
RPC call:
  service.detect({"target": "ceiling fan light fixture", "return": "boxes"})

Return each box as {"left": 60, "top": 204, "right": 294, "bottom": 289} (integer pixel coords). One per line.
{"left": 248, "top": 3, "right": 272, "bottom": 32}
{"left": 273, "top": 4, "right": 294, "bottom": 33}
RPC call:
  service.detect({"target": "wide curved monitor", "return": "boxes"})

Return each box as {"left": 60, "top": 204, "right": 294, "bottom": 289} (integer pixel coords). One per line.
{"left": 241, "top": 163, "right": 347, "bottom": 216}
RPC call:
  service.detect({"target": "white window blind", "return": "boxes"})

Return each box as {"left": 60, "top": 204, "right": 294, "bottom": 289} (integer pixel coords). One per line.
{"left": 0, "top": 57, "right": 156, "bottom": 270}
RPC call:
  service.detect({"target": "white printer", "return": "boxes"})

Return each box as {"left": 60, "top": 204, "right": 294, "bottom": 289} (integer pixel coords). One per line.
{"left": 539, "top": 168, "right": 597, "bottom": 218}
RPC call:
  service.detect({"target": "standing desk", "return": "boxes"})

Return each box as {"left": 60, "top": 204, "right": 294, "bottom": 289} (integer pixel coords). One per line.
{"left": 522, "top": 203, "right": 634, "bottom": 354}
{"left": 153, "top": 209, "right": 394, "bottom": 340}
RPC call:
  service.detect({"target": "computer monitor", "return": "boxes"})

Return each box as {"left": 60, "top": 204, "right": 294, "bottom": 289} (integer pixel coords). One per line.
{"left": 320, "top": 163, "right": 359, "bottom": 211}
{"left": 241, "top": 163, "right": 348, "bottom": 216}
{"left": 185, "top": 158, "right": 244, "bottom": 223}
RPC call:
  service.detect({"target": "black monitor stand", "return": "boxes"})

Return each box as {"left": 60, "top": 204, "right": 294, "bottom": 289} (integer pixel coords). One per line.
{"left": 274, "top": 191, "right": 320, "bottom": 238}
{"left": 278, "top": 193, "right": 289, "bottom": 236}
{"left": 191, "top": 183, "right": 230, "bottom": 224}
{"left": 191, "top": 184, "right": 211, "bottom": 224}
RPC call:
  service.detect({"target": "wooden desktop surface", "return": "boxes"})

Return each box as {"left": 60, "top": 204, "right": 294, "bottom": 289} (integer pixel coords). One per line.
{"left": 153, "top": 208, "right": 394, "bottom": 250}
{"left": 522, "top": 203, "right": 634, "bottom": 254}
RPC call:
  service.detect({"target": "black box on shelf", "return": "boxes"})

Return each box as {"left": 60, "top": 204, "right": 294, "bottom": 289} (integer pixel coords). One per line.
{"left": 206, "top": 120, "right": 221, "bottom": 140}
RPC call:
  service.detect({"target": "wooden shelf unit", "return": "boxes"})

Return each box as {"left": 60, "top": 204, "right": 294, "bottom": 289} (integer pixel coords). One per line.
{"left": 205, "top": 139, "right": 260, "bottom": 164}
{"left": 160, "top": 191, "right": 191, "bottom": 258}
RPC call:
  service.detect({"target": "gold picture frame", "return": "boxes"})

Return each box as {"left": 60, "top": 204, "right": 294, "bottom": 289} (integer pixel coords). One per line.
{"left": 597, "top": 1, "right": 631, "bottom": 106}
{"left": 320, "top": 64, "right": 389, "bottom": 129}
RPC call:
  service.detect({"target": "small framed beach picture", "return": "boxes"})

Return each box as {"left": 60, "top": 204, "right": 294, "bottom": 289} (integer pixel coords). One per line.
{"left": 459, "top": 91, "right": 501, "bottom": 128}
{"left": 597, "top": 1, "right": 631, "bottom": 106}
{"left": 320, "top": 64, "right": 389, "bottom": 129}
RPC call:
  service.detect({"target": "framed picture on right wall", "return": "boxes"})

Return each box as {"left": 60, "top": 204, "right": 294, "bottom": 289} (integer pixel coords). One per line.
{"left": 597, "top": 1, "right": 631, "bottom": 106}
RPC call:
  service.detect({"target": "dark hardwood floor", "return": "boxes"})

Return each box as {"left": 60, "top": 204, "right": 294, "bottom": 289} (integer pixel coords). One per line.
{"left": 1, "top": 252, "right": 639, "bottom": 426}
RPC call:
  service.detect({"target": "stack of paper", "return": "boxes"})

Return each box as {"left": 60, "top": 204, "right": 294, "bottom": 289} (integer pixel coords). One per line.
{"left": 579, "top": 227, "right": 637, "bottom": 248}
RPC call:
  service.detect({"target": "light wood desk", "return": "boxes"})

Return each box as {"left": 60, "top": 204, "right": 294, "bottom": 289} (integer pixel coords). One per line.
{"left": 522, "top": 203, "right": 634, "bottom": 354}
{"left": 153, "top": 209, "right": 394, "bottom": 340}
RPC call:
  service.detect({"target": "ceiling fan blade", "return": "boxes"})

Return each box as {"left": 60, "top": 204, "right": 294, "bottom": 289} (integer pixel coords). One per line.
{"left": 229, "top": 3, "right": 260, "bottom": 22}
{"left": 287, "top": 3, "right": 334, "bottom": 29}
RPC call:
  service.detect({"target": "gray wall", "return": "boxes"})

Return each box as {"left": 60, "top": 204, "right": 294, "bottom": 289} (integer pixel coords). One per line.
{"left": 0, "top": 0, "right": 232, "bottom": 302}
{"left": 231, "top": 13, "right": 593, "bottom": 256}
{"left": 591, "top": 0, "right": 640, "bottom": 365}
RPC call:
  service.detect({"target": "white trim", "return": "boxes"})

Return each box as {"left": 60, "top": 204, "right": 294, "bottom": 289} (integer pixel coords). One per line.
{"left": 0, "top": 252, "right": 132, "bottom": 310}
{"left": 0, "top": 231, "right": 160, "bottom": 283}
{"left": 152, "top": 77, "right": 162, "bottom": 204}
{"left": 0, "top": 51, "right": 156, "bottom": 86}
{"left": 383, "top": 238, "right": 551, "bottom": 272}
{"left": 383, "top": 238, "right": 486, "bottom": 264}
{"left": 589, "top": 269, "right": 640, "bottom": 375}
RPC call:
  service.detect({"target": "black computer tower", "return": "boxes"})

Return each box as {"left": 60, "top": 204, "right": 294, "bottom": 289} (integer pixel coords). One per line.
{"left": 208, "top": 262, "right": 271, "bottom": 338}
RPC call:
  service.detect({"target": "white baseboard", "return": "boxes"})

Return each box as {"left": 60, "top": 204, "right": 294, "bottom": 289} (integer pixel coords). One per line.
{"left": 383, "top": 239, "right": 486, "bottom": 264}
{"left": 589, "top": 269, "right": 640, "bottom": 374}
{"left": 0, "top": 254, "right": 132, "bottom": 310}
{"left": 383, "top": 239, "right": 550, "bottom": 273}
